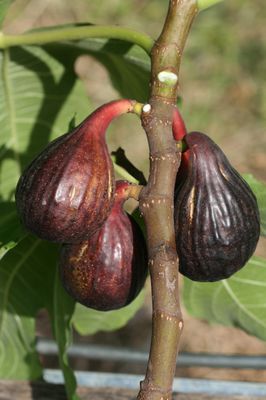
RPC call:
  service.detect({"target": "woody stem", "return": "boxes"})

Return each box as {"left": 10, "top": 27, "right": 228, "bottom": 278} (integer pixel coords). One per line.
{"left": 137, "top": 1, "right": 198, "bottom": 399}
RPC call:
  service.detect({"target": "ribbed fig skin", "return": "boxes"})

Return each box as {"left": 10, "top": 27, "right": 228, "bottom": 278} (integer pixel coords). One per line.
{"left": 59, "top": 182, "right": 148, "bottom": 311}
{"left": 174, "top": 132, "right": 260, "bottom": 282}
{"left": 15, "top": 100, "right": 134, "bottom": 243}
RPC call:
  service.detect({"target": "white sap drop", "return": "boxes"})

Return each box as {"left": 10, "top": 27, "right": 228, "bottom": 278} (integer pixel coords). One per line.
{"left": 143, "top": 103, "right": 151, "bottom": 113}
{"left": 157, "top": 70, "right": 178, "bottom": 85}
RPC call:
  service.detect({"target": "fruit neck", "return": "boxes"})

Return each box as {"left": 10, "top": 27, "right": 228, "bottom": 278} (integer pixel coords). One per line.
{"left": 115, "top": 180, "right": 143, "bottom": 203}
{"left": 86, "top": 99, "right": 136, "bottom": 136}
{"left": 172, "top": 107, "right": 187, "bottom": 141}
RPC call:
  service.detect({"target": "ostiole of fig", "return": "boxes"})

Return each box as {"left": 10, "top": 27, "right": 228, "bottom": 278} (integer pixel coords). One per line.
{"left": 174, "top": 131, "right": 260, "bottom": 282}
{"left": 59, "top": 180, "right": 148, "bottom": 311}
{"left": 15, "top": 99, "right": 136, "bottom": 243}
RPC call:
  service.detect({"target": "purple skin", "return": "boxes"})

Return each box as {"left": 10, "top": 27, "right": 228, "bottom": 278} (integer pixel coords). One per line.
{"left": 59, "top": 181, "right": 148, "bottom": 311}
{"left": 15, "top": 99, "right": 134, "bottom": 243}
{"left": 174, "top": 132, "right": 260, "bottom": 282}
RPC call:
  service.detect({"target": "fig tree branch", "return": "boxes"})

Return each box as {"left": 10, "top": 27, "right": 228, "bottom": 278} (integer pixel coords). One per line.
{"left": 137, "top": 1, "right": 198, "bottom": 399}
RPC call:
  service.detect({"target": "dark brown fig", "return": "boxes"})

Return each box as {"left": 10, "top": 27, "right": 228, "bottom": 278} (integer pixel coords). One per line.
{"left": 174, "top": 132, "right": 260, "bottom": 282}
{"left": 59, "top": 180, "right": 148, "bottom": 311}
{"left": 15, "top": 99, "right": 135, "bottom": 243}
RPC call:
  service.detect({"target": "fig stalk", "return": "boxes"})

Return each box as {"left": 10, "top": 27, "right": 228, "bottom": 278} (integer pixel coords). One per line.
{"left": 137, "top": 1, "right": 198, "bottom": 399}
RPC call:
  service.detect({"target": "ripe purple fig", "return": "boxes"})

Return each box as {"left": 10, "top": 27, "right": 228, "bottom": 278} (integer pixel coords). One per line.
{"left": 15, "top": 99, "right": 135, "bottom": 243}
{"left": 59, "top": 181, "right": 148, "bottom": 311}
{"left": 174, "top": 132, "right": 260, "bottom": 282}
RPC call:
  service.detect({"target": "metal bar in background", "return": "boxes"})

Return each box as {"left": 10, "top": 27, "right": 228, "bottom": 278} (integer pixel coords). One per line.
{"left": 43, "top": 369, "right": 266, "bottom": 397}
{"left": 37, "top": 339, "right": 266, "bottom": 370}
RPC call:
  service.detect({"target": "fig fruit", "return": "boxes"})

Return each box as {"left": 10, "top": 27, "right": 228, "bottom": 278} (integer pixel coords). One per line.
{"left": 15, "top": 99, "right": 135, "bottom": 243}
{"left": 174, "top": 131, "right": 260, "bottom": 282}
{"left": 59, "top": 181, "right": 148, "bottom": 311}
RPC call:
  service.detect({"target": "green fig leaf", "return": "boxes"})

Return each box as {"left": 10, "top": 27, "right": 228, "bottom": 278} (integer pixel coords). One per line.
{"left": 183, "top": 256, "right": 266, "bottom": 341}
{"left": 0, "top": 235, "right": 79, "bottom": 398}
{"left": 42, "top": 37, "right": 150, "bottom": 102}
{"left": 0, "top": 236, "right": 55, "bottom": 378}
{"left": 35, "top": 24, "right": 150, "bottom": 101}
{"left": 243, "top": 174, "right": 266, "bottom": 236}
{"left": 73, "top": 290, "right": 145, "bottom": 336}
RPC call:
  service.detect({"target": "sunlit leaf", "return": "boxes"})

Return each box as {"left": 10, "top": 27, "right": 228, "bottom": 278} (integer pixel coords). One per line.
{"left": 183, "top": 256, "right": 266, "bottom": 341}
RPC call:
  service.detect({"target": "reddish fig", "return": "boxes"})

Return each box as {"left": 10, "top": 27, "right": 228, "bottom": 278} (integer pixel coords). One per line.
{"left": 59, "top": 181, "right": 148, "bottom": 311}
{"left": 174, "top": 132, "right": 260, "bottom": 282}
{"left": 15, "top": 100, "right": 135, "bottom": 243}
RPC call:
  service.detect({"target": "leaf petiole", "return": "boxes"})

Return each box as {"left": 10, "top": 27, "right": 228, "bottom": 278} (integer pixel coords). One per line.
{"left": 0, "top": 25, "right": 154, "bottom": 55}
